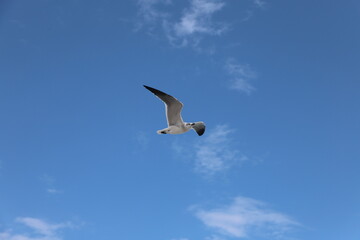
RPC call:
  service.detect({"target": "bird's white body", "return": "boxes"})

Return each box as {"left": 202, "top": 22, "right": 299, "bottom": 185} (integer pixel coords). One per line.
{"left": 144, "top": 85, "right": 206, "bottom": 136}
{"left": 157, "top": 124, "right": 192, "bottom": 135}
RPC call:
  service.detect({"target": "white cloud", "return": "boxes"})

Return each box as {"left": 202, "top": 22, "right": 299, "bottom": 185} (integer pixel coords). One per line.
{"left": 136, "top": 0, "right": 265, "bottom": 50}
{"left": 225, "top": 59, "right": 257, "bottom": 95}
{"left": 195, "top": 196, "right": 299, "bottom": 239}
{"left": 0, "top": 217, "right": 73, "bottom": 240}
{"left": 137, "top": 0, "right": 172, "bottom": 24}
{"left": 205, "top": 235, "right": 226, "bottom": 240}
{"left": 137, "top": 0, "right": 227, "bottom": 49}
{"left": 174, "top": 0, "right": 226, "bottom": 37}
{"left": 253, "top": 0, "right": 266, "bottom": 8}
{"left": 17, "top": 218, "right": 66, "bottom": 236}
{"left": 166, "top": 0, "right": 226, "bottom": 48}
{"left": 172, "top": 125, "right": 247, "bottom": 176}
{"left": 46, "top": 189, "right": 63, "bottom": 194}
{"left": 195, "top": 125, "right": 246, "bottom": 175}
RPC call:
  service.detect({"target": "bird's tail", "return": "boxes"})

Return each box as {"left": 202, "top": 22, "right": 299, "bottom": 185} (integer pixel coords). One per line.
{"left": 157, "top": 128, "right": 168, "bottom": 134}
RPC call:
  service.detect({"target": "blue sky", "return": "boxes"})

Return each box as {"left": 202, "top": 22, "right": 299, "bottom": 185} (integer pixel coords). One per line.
{"left": 1, "top": 0, "right": 360, "bottom": 239}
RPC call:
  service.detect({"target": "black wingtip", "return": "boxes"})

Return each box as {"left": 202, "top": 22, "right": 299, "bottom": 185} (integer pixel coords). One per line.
{"left": 143, "top": 85, "right": 156, "bottom": 92}
{"left": 143, "top": 85, "right": 168, "bottom": 97}
{"left": 196, "top": 125, "right": 206, "bottom": 136}
{"left": 196, "top": 127, "right": 205, "bottom": 136}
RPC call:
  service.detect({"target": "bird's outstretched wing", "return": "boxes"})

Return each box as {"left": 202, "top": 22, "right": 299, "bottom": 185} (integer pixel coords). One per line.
{"left": 144, "top": 85, "right": 184, "bottom": 126}
{"left": 192, "top": 122, "right": 206, "bottom": 136}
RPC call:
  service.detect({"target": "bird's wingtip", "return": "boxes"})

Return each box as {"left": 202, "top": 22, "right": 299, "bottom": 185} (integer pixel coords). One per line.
{"left": 193, "top": 122, "right": 206, "bottom": 136}
{"left": 143, "top": 85, "right": 153, "bottom": 91}
{"left": 196, "top": 128, "right": 205, "bottom": 136}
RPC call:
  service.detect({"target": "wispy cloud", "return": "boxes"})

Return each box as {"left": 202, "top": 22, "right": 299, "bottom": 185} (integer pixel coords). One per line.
{"left": 195, "top": 196, "right": 299, "bottom": 239}
{"left": 40, "top": 175, "right": 63, "bottom": 195}
{"left": 137, "top": 0, "right": 227, "bottom": 49}
{"left": 225, "top": 58, "right": 257, "bottom": 95}
{"left": 173, "top": 0, "right": 226, "bottom": 36}
{"left": 0, "top": 217, "right": 73, "bottom": 240}
{"left": 194, "top": 125, "right": 247, "bottom": 176}
{"left": 173, "top": 124, "right": 247, "bottom": 177}
{"left": 137, "top": 0, "right": 172, "bottom": 25}
{"left": 205, "top": 235, "right": 226, "bottom": 240}
{"left": 253, "top": 0, "right": 266, "bottom": 8}
{"left": 165, "top": 0, "right": 227, "bottom": 48}
{"left": 47, "top": 188, "right": 63, "bottom": 194}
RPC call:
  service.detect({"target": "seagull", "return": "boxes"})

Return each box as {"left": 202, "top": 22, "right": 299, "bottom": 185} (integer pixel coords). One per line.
{"left": 144, "top": 85, "right": 206, "bottom": 136}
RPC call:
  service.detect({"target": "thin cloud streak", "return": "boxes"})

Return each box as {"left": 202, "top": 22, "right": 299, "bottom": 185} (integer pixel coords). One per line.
{"left": 137, "top": 0, "right": 172, "bottom": 24}
{"left": 0, "top": 217, "right": 73, "bottom": 240}
{"left": 47, "top": 188, "right": 63, "bottom": 194}
{"left": 17, "top": 217, "right": 66, "bottom": 236}
{"left": 165, "top": 0, "right": 227, "bottom": 48}
{"left": 205, "top": 235, "right": 226, "bottom": 240}
{"left": 173, "top": 124, "right": 247, "bottom": 176}
{"left": 195, "top": 196, "right": 299, "bottom": 239}
{"left": 253, "top": 0, "right": 266, "bottom": 8}
{"left": 137, "top": 0, "right": 227, "bottom": 48}
{"left": 195, "top": 125, "right": 248, "bottom": 176}
{"left": 225, "top": 59, "right": 257, "bottom": 95}
{"left": 174, "top": 0, "right": 226, "bottom": 36}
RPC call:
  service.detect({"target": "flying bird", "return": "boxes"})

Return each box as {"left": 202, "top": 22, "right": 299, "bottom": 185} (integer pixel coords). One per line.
{"left": 143, "top": 85, "right": 206, "bottom": 136}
